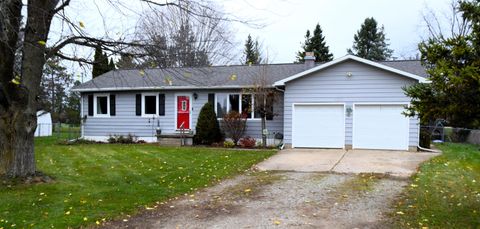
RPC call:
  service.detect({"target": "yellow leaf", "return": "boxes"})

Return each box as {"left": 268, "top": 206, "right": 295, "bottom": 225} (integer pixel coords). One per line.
{"left": 274, "top": 220, "right": 281, "bottom": 225}
{"left": 83, "top": 217, "right": 88, "bottom": 221}
{"left": 230, "top": 74, "right": 237, "bottom": 81}
{"left": 139, "top": 70, "right": 145, "bottom": 76}
{"left": 11, "top": 75, "right": 20, "bottom": 85}
{"left": 79, "top": 21, "right": 85, "bottom": 28}
{"left": 244, "top": 188, "right": 251, "bottom": 193}
{"left": 396, "top": 211, "right": 404, "bottom": 215}
{"left": 96, "top": 221, "right": 100, "bottom": 225}
{"left": 37, "top": 40, "right": 46, "bottom": 46}
{"left": 65, "top": 211, "right": 71, "bottom": 215}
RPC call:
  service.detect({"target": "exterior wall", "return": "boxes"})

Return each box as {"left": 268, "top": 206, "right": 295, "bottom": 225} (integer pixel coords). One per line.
{"left": 81, "top": 89, "right": 284, "bottom": 141}
{"left": 283, "top": 60, "right": 419, "bottom": 148}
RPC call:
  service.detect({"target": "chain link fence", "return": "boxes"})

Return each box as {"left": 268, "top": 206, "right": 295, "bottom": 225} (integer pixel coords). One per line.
{"left": 420, "top": 125, "right": 480, "bottom": 148}
{"left": 35, "top": 123, "right": 81, "bottom": 141}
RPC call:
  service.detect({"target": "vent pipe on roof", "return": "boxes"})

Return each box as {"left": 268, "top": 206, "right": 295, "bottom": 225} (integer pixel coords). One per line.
{"left": 304, "top": 52, "right": 315, "bottom": 69}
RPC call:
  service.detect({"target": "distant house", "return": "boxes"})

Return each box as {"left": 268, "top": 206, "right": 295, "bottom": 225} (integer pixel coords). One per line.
{"left": 72, "top": 54, "right": 427, "bottom": 151}
{"left": 35, "top": 110, "right": 52, "bottom": 137}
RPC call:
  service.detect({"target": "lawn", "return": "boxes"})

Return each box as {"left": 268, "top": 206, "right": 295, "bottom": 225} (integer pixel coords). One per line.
{"left": 392, "top": 143, "right": 480, "bottom": 228}
{"left": 0, "top": 137, "right": 276, "bottom": 228}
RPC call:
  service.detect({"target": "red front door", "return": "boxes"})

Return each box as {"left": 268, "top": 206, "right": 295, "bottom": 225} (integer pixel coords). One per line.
{"left": 177, "top": 96, "right": 190, "bottom": 129}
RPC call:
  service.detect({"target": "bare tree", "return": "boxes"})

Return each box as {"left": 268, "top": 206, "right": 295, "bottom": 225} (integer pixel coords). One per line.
{"left": 134, "top": 1, "right": 237, "bottom": 67}
{"left": 244, "top": 63, "right": 280, "bottom": 148}
{"left": 421, "top": 0, "right": 471, "bottom": 41}
{"left": 0, "top": 0, "right": 254, "bottom": 178}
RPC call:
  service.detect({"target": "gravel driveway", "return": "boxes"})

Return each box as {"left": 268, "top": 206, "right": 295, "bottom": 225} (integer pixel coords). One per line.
{"left": 103, "top": 171, "right": 407, "bottom": 229}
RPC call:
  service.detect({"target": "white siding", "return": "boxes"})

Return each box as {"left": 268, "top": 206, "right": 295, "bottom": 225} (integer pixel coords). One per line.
{"left": 283, "top": 60, "right": 419, "bottom": 147}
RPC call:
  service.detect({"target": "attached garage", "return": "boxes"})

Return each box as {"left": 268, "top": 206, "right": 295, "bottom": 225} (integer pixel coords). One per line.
{"left": 292, "top": 104, "right": 344, "bottom": 148}
{"left": 353, "top": 104, "right": 409, "bottom": 150}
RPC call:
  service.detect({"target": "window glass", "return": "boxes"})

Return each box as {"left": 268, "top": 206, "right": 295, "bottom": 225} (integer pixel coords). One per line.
{"left": 96, "top": 96, "right": 108, "bottom": 115}
{"left": 241, "top": 94, "right": 252, "bottom": 118}
{"left": 144, "top": 95, "right": 157, "bottom": 115}
{"left": 254, "top": 94, "right": 263, "bottom": 118}
{"left": 216, "top": 94, "right": 228, "bottom": 117}
{"left": 229, "top": 94, "right": 240, "bottom": 113}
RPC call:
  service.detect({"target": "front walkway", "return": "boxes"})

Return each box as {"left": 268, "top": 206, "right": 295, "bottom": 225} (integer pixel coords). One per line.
{"left": 255, "top": 148, "right": 439, "bottom": 177}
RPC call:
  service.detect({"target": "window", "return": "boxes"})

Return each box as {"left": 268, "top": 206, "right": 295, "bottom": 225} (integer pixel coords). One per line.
{"left": 215, "top": 93, "right": 258, "bottom": 119}
{"left": 94, "top": 94, "right": 110, "bottom": 117}
{"left": 144, "top": 95, "right": 157, "bottom": 115}
{"left": 142, "top": 93, "right": 158, "bottom": 116}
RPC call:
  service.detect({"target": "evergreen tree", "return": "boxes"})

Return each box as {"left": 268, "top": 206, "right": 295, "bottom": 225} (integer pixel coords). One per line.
{"left": 194, "top": 102, "right": 223, "bottom": 145}
{"left": 108, "top": 58, "right": 116, "bottom": 70}
{"left": 296, "top": 24, "right": 333, "bottom": 62}
{"left": 347, "top": 17, "right": 393, "bottom": 61}
{"left": 116, "top": 54, "right": 136, "bottom": 69}
{"left": 92, "top": 46, "right": 110, "bottom": 78}
{"left": 243, "top": 34, "right": 262, "bottom": 65}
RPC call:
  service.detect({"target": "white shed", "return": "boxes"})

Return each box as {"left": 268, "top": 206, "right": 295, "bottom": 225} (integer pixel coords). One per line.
{"left": 35, "top": 110, "right": 52, "bottom": 137}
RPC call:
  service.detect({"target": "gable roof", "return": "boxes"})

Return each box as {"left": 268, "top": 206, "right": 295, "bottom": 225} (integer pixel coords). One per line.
{"left": 72, "top": 56, "right": 427, "bottom": 92}
{"left": 273, "top": 55, "right": 428, "bottom": 86}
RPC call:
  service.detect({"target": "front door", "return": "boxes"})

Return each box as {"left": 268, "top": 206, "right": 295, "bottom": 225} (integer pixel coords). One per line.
{"left": 176, "top": 96, "right": 190, "bottom": 129}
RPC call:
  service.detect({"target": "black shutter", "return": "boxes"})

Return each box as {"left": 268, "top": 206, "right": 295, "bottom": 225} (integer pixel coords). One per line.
{"left": 208, "top": 93, "right": 215, "bottom": 105}
{"left": 110, "top": 94, "right": 116, "bottom": 116}
{"left": 88, "top": 94, "right": 93, "bottom": 116}
{"left": 158, "top": 94, "right": 165, "bottom": 116}
{"left": 266, "top": 96, "right": 274, "bottom": 120}
{"left": 135, "top": 94, "right": 141, "bottom": 116}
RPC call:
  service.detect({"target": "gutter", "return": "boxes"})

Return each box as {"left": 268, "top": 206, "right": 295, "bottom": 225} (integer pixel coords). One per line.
{"left": 71, "top": 85, "right": 278, "bottom": 92}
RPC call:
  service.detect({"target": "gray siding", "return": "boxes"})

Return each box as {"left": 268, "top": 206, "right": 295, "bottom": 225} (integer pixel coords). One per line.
{"left": 81, "top": 89, "right": 283, "bottom": 140}
{"left": 283, "top": 60, "right": 419, "bottom": 147}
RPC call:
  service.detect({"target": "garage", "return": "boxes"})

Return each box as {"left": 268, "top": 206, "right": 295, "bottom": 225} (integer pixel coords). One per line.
{"left": 353, "top": 104, "right": 409, "bottom": 150}
{"left": 292, "top": 104, "right": 344, "bottom": 148}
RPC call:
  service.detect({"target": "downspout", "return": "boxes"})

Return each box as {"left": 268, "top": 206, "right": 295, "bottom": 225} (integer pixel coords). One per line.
{"left": 417, "top": 145, "right": 441, "bottom": 153}
{"left": 275, "top": 86, "right": 285, "bottom": 149}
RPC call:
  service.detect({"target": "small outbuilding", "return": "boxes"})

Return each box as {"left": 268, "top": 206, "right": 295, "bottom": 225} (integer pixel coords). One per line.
{"left": 35, "top": 110, "right": 52, "bottom": 137}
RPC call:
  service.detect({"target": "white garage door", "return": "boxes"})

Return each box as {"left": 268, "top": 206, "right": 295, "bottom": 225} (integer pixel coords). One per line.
{"left": 293, "top": 104, "right": 344, "bottom": 148}
{"left": 353, "top": 104, "right": 409, "bottom": 150}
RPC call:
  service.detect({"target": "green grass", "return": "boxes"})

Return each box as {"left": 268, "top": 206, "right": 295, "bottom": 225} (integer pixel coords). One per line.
{"left": 0, "top": 137, "right": 275, "bottom": 228}
{"left": 392, "top": 143, "right": 480, "bottom": 228}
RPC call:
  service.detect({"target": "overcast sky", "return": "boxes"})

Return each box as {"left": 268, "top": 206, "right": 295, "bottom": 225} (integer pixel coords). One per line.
{"left": 55, "top": 0, "right": 454, "bottom": 81}
{"left": 221, "top": 0, "right": 452, "bottom": 63}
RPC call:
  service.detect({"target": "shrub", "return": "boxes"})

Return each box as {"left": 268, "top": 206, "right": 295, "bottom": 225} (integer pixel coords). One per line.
{"left": 449, "top": 128, "right": 471, "bottom": 142}
{"left": 107, "top": 134, "right": 138, "bottom": 144}
{"left": 221, "top": 111, "right": 247, "bottom": 145}
{"left": 223, "top": 140, "right": 235, "bottom": 148}
{"left": 194, "top": 102, "right": 223, "bottom": 145}
{"left": 239, "top": 136, "right": 256, "bottom": 148}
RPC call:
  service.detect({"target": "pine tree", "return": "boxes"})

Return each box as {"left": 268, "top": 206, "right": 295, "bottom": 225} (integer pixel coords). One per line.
{"left": 243, "top": 34, "right": 262, "bottom": 65}
{"left": 194, "top": 102, "right": 223, "bottom": 145}
{"left": 296, "top": 24, "right": 333, "bottom": 62}
{"left": 347, "top": 17, "right": 393, "bottom": 61}
{"left": 92, "top": 46, "right": 110, "bottom": 78}
{"left": 116, "top": 54, "right": 136, "bottom": 69}
{"left": 108, "top": 58, "right": 116, "bottom": 70}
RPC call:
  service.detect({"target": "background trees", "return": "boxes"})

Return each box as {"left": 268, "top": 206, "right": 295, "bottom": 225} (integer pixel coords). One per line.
{"left": 404, "top": 0, "right": 480, "bottom": 128}
{"left": 347, "top": 17, "right": 393, "bottom": 60}
{"left": 296, "top": 23, "right": 333, "bottom": 62}
{"left": 243, "top": 34, "right": 262, "bottom": 65}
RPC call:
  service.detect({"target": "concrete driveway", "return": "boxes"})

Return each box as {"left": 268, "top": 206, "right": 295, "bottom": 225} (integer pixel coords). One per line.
{"left": 255, "top": 148, "right": 439, "bottom": 177}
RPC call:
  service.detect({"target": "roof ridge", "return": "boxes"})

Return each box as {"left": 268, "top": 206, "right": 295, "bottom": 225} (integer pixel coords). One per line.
{"left": 113, "top": 62, "right": 304, "bottom": 71}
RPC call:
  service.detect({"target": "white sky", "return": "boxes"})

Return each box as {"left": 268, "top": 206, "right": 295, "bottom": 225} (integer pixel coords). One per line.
{"left": 51, "top": 0, "right": 453, "bottom": 81}
{"left": 220, "top": 0, "right": 452, "bottom": 63}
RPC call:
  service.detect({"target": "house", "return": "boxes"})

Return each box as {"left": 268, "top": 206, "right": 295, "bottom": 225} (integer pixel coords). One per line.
{"left": 35, "top": 110, "right": 53, "bottom": 137}
{"left": 72, "top": 54, "right": 427, "bottom": 151}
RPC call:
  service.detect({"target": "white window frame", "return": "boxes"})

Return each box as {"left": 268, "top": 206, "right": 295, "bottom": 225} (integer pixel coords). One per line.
{"left": 142, "top": 93, "right": 159, "bottom": 117}
{"left": 214, "top": 93, "right": 260, "bottom": 120}
{"left": 93, "top": 93, "right": 110, "bottom": 117}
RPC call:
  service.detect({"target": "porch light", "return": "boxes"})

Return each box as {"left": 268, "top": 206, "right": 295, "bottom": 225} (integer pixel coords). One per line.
{"left": 193, "top": 93, "right": 198, "bottom": 100}
{"left": 346, "top": 72, "right": 353, "bottom": 77}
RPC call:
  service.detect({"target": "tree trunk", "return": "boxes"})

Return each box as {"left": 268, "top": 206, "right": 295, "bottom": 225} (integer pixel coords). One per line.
{"left": 0, "top": 109, "right": 37, "bottom": 177}
{"left": 0, "top": 0, "right": 59, "bottom": 178}
{"left": 261, "top": 116, "right": 267, "bottom": 148}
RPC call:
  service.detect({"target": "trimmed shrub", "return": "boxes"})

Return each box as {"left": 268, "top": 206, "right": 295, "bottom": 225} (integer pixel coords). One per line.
{"left": 194, "top": 102, "right": 223, "bottom": 145}
{"left": 107, "top": 134, "right": 138, "bottom": 144}
{"left": 239, "top": 136, "right": 256, "bottom": 148}
{"left": 223, "top": 140, "right": 235, "bottom": 148}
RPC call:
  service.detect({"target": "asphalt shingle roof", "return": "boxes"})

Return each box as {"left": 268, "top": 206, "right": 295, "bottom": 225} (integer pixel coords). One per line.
{"left": 72, "top": 60, "right": 426, "bottom": 92}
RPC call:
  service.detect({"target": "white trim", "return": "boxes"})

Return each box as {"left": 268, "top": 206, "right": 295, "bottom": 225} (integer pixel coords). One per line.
{"left": 72, "top": 85, "right": 270, "bottom": 92}
{"left": 274, "top": 55, "right": 428, "bottom": 86}
{"left": 352, "top": 103, "right": 410, "bottom": 150}
{"left": 174, "top": 93, "right": 193, "bottom": 131}
{"left": 93, "top": 93, "right": 110, "bottom": 117}
{"left": 291, "top": 103, "right": 346, "bottom": 149}
{"left": 141, "top": 93, "right": 159, "bottom": 118}
{"left": 214, "top": 93, "right": 261, "bottom": 120}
